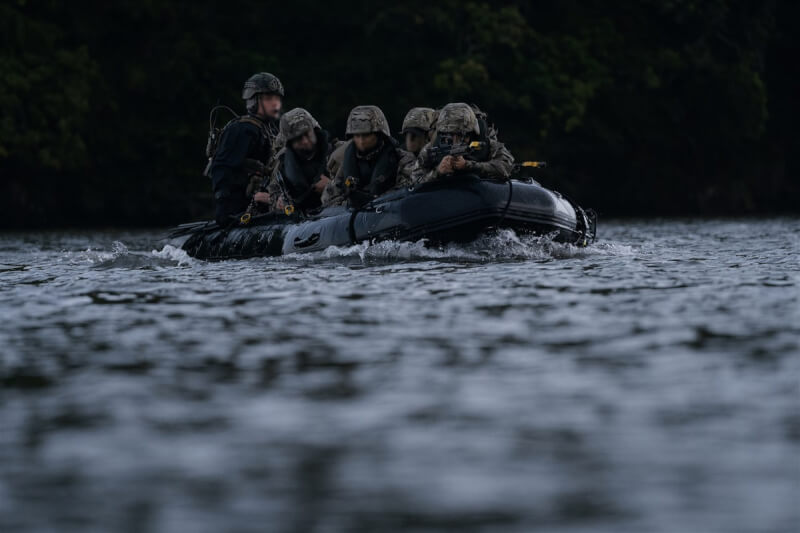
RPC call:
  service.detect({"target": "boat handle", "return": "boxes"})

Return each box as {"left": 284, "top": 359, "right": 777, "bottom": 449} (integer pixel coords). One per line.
{"left": 293, "top": 233, "right": 321, "bottom": 248}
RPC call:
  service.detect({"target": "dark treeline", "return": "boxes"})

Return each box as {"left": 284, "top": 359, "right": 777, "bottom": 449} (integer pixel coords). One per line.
{"left": 1, "top": 0, "right": 797, "bottom": 228}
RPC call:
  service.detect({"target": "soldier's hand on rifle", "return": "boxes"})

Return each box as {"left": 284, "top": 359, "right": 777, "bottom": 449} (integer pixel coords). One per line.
{"left": 313, "top": 174, "right": 331, "bottom": 194}
{"left": 452, "top": 156, "right": 467, "bottom": 171}
{"left": 437, "top": 155, "right": 454, "bottom": 175}
{"left": 275, "top": 196, "right": 286, "bottom": 211}
{"left": 254, "top": 192, "right": 271, "bottom": 205}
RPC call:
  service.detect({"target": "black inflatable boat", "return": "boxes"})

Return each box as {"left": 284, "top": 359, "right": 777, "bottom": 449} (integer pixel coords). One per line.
{"left": 166, "top": 175, "right": 596, "bottom": 260}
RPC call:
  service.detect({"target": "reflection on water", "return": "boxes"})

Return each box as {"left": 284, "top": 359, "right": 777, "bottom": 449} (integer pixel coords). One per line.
{"left": 1, "top": 220, "right": 799, "bottom": 532}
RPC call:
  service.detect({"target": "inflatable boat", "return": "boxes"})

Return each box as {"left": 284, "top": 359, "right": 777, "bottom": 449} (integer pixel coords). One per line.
{"left": 166, "top": 175, "right": 596, "bottom": 260}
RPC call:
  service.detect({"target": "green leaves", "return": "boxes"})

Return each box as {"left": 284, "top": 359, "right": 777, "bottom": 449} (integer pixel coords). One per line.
{"left": 0, "top": 6, "right": 97, "bottom": 170}
{"left": 0, "top": 0, "right": 793, "bottom": 226}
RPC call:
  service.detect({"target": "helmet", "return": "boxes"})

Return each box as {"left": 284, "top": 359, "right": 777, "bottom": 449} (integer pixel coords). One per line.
{"left": 279, "top": 108, "right": 320, "bottom": 141}
{"left": 436, "top": 103, "right": 480, "bottom": 135}
{"left": 345, "top": 105, "right": 391, "bottom": 137}
{"left": 242, "top": 72, "right": 285, "bottom": 100}
{"left": 401, "top": 107, "right": 437, "bottom": 134}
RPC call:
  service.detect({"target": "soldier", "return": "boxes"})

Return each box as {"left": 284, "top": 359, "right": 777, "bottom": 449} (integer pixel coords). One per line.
{"left": 266, "top": 108, "right": 341, "bottom": 213}
{"left": 413, "top": 102, "right": 514, "bottom": 185}
{"left": 322, "top": 105, "right": 415, "bottom": 207}
{"left": 400, "top": 107, "right": 437, "bottom": 156}
{"left": 208, "top": 72, "right": 283, "bottom": 226}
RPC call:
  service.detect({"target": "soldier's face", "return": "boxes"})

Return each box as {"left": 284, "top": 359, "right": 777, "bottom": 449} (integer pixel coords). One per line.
{"left": 259, "top": 94, "right": 282, "bottom": 118}
{"left": 405, "top": 131, "right": 425, "bottom": 154}
{"left": 290, "top": 130, "right": 317, "bottom": 157}
{"left": 353, "top": 133, "right": 379, "bottom": 152}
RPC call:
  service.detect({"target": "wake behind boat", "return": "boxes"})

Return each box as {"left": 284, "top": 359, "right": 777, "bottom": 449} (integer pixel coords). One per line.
{"left": 166, "top": 175, "right": 596, "bottom": 260}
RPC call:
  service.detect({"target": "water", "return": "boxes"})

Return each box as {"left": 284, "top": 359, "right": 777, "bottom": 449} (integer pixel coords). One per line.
{"left": 1, "top": 220, "right": 798, "bottom": 533}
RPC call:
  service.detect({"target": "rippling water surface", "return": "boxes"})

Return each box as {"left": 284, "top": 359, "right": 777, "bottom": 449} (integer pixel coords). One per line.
{"left": 1, "top": 219, "right": 798, "bottom": 533}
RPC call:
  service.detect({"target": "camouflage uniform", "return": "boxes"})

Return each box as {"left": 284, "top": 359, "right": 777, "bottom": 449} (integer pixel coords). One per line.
{"left": 322, "top": 105, "right": 415, "bottom": 207}
{"left": 413, "top": 102, "right": 514, "bottom": 185}
{"left": 400, "top": 107, "right": 437, "bottom": 155}
{"left": 265, "top": 108, "right": 341, "bottom": 212}
{"left": 324, "top": 142, "right": 348, "bottom": 187}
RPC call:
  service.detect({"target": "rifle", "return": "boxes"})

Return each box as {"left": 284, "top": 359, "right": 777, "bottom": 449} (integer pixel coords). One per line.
{"left": 272, "top": 167, "right": 297, "bottom": 216}
{"left": 342, "top": 175, "right": 373, "bottom": 208}
{"left": 423, "top": 141, "right": 485, "bottom": 168}
{"left": 511, "top": 161, "right": 548, "bottom": 182}
{"left": 239, "top": 159, "right": 270, "bottom": 224}
{"left": 520, "top": 161, "right": 546, "bottom": 169}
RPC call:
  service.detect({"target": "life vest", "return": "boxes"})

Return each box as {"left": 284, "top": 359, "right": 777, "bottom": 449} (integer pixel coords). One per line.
{"left": 341, "top": 138, "right": 399, "bottom": 199}
{"left": 278, "top": 129, "right": 332, "bottom": 207}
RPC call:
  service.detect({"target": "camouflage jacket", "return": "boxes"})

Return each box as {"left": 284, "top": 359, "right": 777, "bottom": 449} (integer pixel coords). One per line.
{"left": 321, "top": 139, "right": 415, "bottom": 206}
{"left": 262, "top": 134, "right": 343, "bottom": 212}
{"left": 412, "top": 139, "right": 514, "bottom": 185}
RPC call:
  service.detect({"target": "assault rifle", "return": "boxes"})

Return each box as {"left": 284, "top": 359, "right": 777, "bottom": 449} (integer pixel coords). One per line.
{"left": 272, "top": 167, "right": 297, "bottom": 216}
{"left": 423, "top": 140, "right": 485, "bottom": 168}
{"left": 520, "top": 161, "right": 546, "bottom": 169}
{"left": 342, "top": 175, "right": 374, "bottom": 208}
{"left": 239, "top": 159, "right": 270, "bottom": 224}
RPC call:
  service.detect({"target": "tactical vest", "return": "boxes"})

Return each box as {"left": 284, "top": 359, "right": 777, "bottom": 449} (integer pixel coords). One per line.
{"left": 204, "top": 114, "right": 278, "bottom": 177}
{"left": 238, "top": 115, "right": 278, "bottom": 166}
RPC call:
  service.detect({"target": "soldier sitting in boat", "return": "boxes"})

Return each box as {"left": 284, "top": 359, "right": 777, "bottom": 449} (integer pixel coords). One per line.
{"left": 207, "top": 72, "right": 282, "bottom": 226}
{"left": 413, "top": 102, "right": 514, "bottom": 184}
{"left": 400, "top": 107, "right": 437, "bottom": 157}
{"left": 263, "top": 108, "right": 342, "bottom": 215}
{"left": 322, "top": 105, "right": 415, "bottom": 208}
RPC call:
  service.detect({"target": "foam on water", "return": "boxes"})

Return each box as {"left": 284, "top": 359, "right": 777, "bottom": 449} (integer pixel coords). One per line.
{"left": 283, "top": 229, "right": 636, "bottom": 265}
{"left": 151, "top": 244, "right": 195, "bottom": 266}
{"left": 60, "top": 247, "right": 118, "bottom": 265}
{"left": 57, "top": 230, "right": 636, "bottom": 268}
{"left": 53, "top": 240, "right": 196, "bottom": 269}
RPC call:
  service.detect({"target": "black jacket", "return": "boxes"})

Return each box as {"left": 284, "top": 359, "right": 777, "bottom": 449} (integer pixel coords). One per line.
{"left": 209, "top": 115, "right": 274, "bottom": 225}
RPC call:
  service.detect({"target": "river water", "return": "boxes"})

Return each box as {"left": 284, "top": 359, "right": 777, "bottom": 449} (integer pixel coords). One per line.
{"left": 1, "top": 219, "right": 798, "bottom": 533}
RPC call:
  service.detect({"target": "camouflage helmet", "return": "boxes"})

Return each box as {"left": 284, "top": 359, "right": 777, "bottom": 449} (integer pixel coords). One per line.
{"left": 436, "top": 103, "right": 480, "bottom": 135}
{"left": 242, "top": 72, "right": 285, "bottom": 100}
{"left": 345, "top": 105, "right": 391, "bottom": 137}
{"left": 401, "top": 107, "right": 437, "bottom": 134}
{"left": 279, "top": 108, "right": 320, "bottom": 141}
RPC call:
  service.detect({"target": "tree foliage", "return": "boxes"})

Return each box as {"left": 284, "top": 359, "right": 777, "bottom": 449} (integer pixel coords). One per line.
{"left": 0, "top": 0, "right": 796, "bottom": 227}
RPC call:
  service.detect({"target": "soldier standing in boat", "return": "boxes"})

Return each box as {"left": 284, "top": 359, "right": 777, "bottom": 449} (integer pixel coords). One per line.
{"left": 400, "top": 107, "right": 437, "bottom": 157}
{"left": 265, "top": 108, "right": 341, "bottom": 213}
{"left": 322, "top": 105, "right": 415, "bottom": 207}
{"left": 207, "top": 72, "right": 283, "bottom": 226}
{"left": 413, "top": 102, "right": 514, "bottom": 184}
